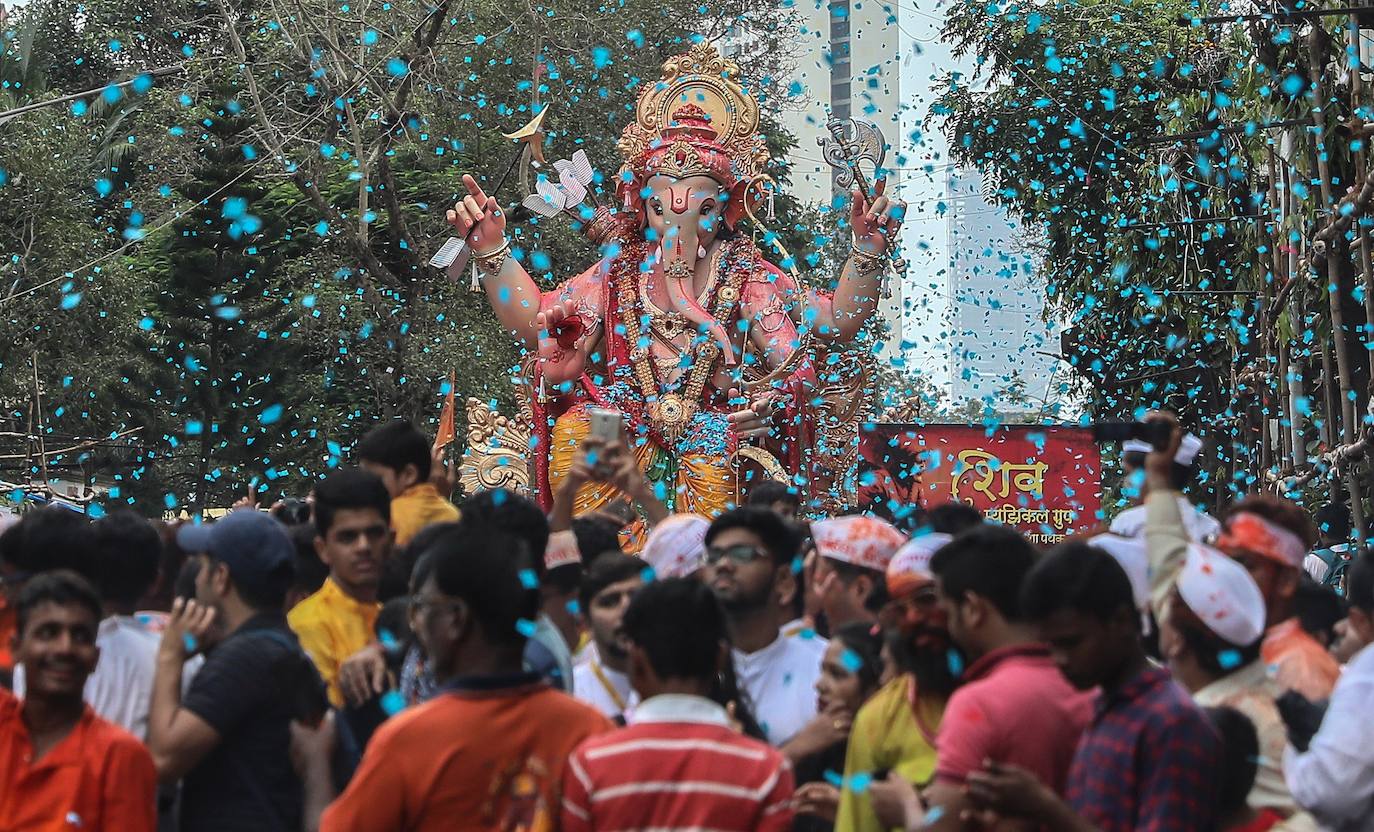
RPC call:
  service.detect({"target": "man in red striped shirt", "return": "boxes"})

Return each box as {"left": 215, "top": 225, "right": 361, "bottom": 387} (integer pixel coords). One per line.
{"left": 561, "top": 577, "right": 794, "bottom": 831}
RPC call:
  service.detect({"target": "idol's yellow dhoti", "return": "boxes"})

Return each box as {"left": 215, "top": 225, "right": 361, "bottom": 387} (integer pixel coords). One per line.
{"left": 547, "top": 406, "right": 736, "bottom": 528}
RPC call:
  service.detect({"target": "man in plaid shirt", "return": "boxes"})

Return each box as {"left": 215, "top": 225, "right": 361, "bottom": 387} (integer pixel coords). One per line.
{"left": 960, "top": 542, "right": 1221, "bottom": 832}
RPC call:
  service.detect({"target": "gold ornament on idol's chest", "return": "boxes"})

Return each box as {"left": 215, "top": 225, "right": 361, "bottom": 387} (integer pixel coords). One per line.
{"left": 618, "top": 240, "right": 747, "bottom": 445}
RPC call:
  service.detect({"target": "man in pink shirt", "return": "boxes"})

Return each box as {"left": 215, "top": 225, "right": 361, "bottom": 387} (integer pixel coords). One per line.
{"left": 871, "top": 525, "right": 1093, "bottom": 830}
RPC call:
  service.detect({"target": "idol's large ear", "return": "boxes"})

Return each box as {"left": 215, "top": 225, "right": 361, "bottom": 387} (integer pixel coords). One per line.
{"left": 725, "top": 177, "right": 769, "bottom": 230}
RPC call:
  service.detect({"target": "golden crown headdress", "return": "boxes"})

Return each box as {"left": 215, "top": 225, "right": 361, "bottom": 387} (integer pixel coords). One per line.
{"left": 617, "top": 44, "right": 771, "bottom": 184}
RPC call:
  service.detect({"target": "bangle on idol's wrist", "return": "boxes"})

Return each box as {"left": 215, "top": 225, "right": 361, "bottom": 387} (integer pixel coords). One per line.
{"left": 850, "top": 239, "right": 886, "bottom": 274}
{"left": 475, "top": 238, "right": 512, "bottom": 276}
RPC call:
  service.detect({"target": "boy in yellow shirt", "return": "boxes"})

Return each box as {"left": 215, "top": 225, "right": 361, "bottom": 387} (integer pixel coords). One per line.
{"left": 288, "top": 469, "right": 393, "bottom": 706}
{"left": 358, "top": 420, "right": 460, "bottom": 546}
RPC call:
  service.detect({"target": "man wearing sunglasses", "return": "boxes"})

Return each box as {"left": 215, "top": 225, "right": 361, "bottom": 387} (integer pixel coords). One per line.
{"left": 703, "top": 507, "right": 825, "bottom": 748}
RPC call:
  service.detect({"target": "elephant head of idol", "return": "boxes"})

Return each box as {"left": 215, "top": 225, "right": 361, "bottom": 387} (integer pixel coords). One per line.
{"left": 617, "top": 104, "right": 752, "bottom": 365}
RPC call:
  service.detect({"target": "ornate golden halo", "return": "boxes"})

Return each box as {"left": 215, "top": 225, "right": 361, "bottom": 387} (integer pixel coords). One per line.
{"left": 618, "top": 44, "right": 768, "bottom": 179}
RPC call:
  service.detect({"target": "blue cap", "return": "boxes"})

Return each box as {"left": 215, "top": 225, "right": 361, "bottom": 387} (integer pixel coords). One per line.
{"left": 177, "top": 509, "right": 293, "bottom": 589}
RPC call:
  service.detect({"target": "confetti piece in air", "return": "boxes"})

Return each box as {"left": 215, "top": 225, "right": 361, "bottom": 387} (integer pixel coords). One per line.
{"left": 379, "top": 690, "right": 406, "bottom": 716}
{"left": 515, "top": 618, "right": 537, "bottom": 638}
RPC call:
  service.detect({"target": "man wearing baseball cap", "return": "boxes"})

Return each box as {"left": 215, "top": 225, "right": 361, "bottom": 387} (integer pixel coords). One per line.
{"left": 1111, "top": 432, "right": 1221, "bottom": 542}
{"left": 1143, "top": 413, "right": 1339, "bottom": 701}
{"left": 810, "top": 515, "right": 906, "bottom": 631}
{"left": 1160, "top": 544, "right": 1313, "bottom": 828}
{"left": 146, "top": 509, "right": 327, "bottom": 832}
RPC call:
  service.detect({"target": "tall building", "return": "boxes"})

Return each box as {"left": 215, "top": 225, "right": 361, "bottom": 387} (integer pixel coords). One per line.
{"left": 753, "top": 0, "right": 915, "bottom": 364}
{"left": 944, "top": 169, "right": 1059, "bottom": 415}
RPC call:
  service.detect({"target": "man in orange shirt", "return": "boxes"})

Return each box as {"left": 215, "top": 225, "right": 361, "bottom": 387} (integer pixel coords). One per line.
{"left": 316, "top": 519, "right": 612, "bottom": 830}
{"left": 1, "top": 570, "right": 157, "bottom": 831}
{"left": 358, "top": 420, "right": 460, "bottom": 547}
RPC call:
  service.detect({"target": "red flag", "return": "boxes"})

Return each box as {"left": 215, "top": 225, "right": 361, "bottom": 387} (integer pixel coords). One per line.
{"left": 435, "top": 371, "right": 457, "bottom": 450}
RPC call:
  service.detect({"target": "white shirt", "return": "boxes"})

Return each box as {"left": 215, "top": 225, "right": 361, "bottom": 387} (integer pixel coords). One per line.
{"left": 732, "top": 630, "right": 827, "bottom": 747}
{"left": 1283, "top": 642, "right": 1374, "bottom": 831}
{"left": 572, "top": 659, "right": 638, "bottom": 721}
{"left": 13, "top": 615, "right": 160, "bottom": 740}
{"left": 631, "top": 693, "right": 732, "bottom": 727}
{"left": 1111, "top": 497, "right": 1221, "bottom": 542}
{"left": 1304, "top": 544, "right": 1350, "bottom": 584}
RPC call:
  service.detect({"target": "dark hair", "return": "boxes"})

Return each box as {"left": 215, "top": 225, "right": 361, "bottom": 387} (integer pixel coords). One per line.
{"left": 17, "top": 570, "right": 103, "bottom": 634}
{"left": 926, "top": 502, "right": 984, "bottom": 535}
{"left": 411, "top": 551, "right": 436, "bottom": 593}
{"left": 1347, "top": 552, "right": 1374, "bottom": 614}
{"left": 172, "top": 558, "right": 200, "bottom": 601}
{"left": 824, "top": 558, "right": 890, "bottom": 613}
{"left": 1122, "top": 452, "right": 1194, "bottom": 491}
{"left": 313, "top": 468, "right": 392, "bottom": 538}
{"left": 623, "top": 577, "right": 726, "bottom": 682}
{"left": 383, "top": 521, "right": 458, "bottom": 602}
{"left": 92, "top": 510, "right": 162, "bottom": 607}
{"left": 705, "top": 507, "right": 799, "bottom": 566}
{"left": 1314, "top": 502, "right": 1353, "bottom": 542}
{"left": 930, "top": 525, "right": 1039, "bottom": 621}
{"left": 209, "top": 555, "right": 292, "bottom": 612}
{"left": 357, "top": 420, "right": 432, "bottom": 481}
{"left": 0, "top": 506, "right": 97, "bottom": 580}
{"left": 1204, "top": 705, "right": 1259, "bottom": 821}
{"left": 459, "top": 490, "right": 550, "bottom": 576}
{"left": 1225, "top": 494, "right": 1317, "bottom": 550}
{"left": 746, "top": 480, "right": 800, "bottom": 509}
{"left": 426, "top": 522, "right": 539, "bottom": 649}
{"left": 579, "top": 552, "right": 645, "bottom": 614}
{"left": 288, "top": 523, "right": 328, "bottom": 597}
{"left": 545, "top": 563, "right": 584, "bottom": 596}
{"left": 1021, "top": 540, "right": 1136, "bottom": 623}
{"left": 1294, "top": 579, "right": 1347, "bottom": 646}
{"left": 830, "top": 621, "right": 886, "bottom": 695}
{"left": 375, "top": 596, "right": 412, "bottom": 646}
{"left": 1168, "top": 586, "right": 1263, "bottom": 676}
{"left": 572, "top": 515, "right": 623, "bottom": 561}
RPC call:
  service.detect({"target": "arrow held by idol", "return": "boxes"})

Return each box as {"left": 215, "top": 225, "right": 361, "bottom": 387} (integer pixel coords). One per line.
{"left": 429, "top": 106, "right": 553, "bottom": 288}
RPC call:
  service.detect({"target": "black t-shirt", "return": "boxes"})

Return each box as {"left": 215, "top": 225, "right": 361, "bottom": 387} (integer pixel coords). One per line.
{"left": 180, "top": 613, "right": 326, "bottom": 832}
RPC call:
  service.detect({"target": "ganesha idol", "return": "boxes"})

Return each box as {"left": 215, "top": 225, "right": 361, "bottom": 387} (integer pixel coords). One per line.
{"left": 445, "top": 45, "right": 905, "bottom": 518}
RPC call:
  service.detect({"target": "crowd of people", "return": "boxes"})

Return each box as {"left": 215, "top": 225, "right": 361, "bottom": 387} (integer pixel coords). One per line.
{"left": 2, "top": 413, "right": 1372, "bottom": 831}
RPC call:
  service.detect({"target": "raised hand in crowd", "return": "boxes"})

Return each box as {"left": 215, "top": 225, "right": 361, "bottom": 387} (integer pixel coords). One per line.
{"left": 780, "top": 699, "right": 853, "bottom": 763}
{"left": 866, "top": 771, "right": 926, "bottom": 830}
{"left": 338, "top": 643, "right": 390, "bottom": 707}
{"left": 792, "top": 781, "right": 841, "bottom": 823}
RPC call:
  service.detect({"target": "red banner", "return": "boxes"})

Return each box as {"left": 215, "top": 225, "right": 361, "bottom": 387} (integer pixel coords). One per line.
{"left": 858, "top": 424, "right": 1102, "bottom": 546}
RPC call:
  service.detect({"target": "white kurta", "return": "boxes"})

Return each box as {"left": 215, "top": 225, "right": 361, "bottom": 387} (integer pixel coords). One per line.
{"left": 732, "top": 630, "right": 828, "bottom": 747}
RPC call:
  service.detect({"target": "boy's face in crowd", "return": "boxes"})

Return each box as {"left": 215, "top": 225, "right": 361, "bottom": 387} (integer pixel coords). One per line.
{"left": 704, "top": 527, "right": 778, "bottom": 612}
{"left": 1036, "top": 607, "right": 1129, "bottom": 691}
{"left": 586, "top": 576, "right": 643, "bottom": 662}
{"left": 317, "top": 507, "right": 391, "bottom": 593}
{"left": 14, "top": 602, "right": 99, "bottom": 699}
{"left": 360, "top": 460, "right": 415, "bottom": 500}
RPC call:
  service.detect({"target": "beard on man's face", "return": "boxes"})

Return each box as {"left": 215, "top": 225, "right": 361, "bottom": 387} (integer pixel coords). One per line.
{"left": 890, "top": 626, "right": 963, "bottom": 697}
{"left": 714, "top": 579, "right": 774, "bottom": 614}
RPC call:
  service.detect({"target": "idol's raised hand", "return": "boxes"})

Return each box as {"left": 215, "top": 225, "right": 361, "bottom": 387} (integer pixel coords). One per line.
{"left": 445, "top": 174, "right": 507, "bottom": 254}
{"left": 850, "top": 177, "right": 906, "bottom": 256}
